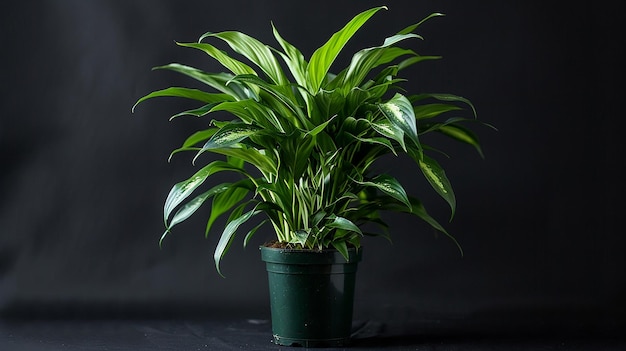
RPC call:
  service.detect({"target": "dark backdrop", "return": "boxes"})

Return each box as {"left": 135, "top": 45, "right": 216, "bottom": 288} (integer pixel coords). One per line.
{"left": 1, "top": 0, "right": 625, "bottom": 337}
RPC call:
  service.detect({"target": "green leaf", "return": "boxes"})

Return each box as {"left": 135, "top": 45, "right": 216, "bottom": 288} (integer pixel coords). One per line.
{"left": 180, "top": 129, "right": 218, "bottom": 148}
{"left": 378, "top": 93, "right": 419, "bottom": 148}
{"left": 160, "top": 183, "right": 231, "bottom": 246}
{"left": 177, "top": 42, "right": 258, "bottom": 77}
{"left": 206, "top": 183, "right": 252, "bottom": 237}
{"left": 369, "top": 119, "right": 406, "bottom": 151}
{"left": 163, "top": 161, "right": 250, "bottom": 223}
{"left": 411, "top": 93, "right": 477, "bottom": 118}
{"left": 201, "top": 123, "right": 262, "bottom": 150}
{"left": 413, "top": 103, "right": 462, "bottom": 120}
{"left": 132, "top": 87, "right": 232, "bottom": 112}
{"left": 307, "top": 6, "right": 387, "bottom": 92}
{"left": 210, "top": 100, "right": 285, "bottom": 132}
{"left": 292, "top": 230, "right": 310, "bottom": 247}
{"left": 151, "top": 64, "right": 252, "bottom": 98}
{"left": 272, "top": 23, "right": 308, "bottom": 88}
{"left": 342, "top": 34, "right": 420, "bottom": 90}
{"left": 169, "top": 184, "right": 231, "bottom": 229}
{"left": 305, "top": 115, "right": 335, "bottom": 137}
{"left": 214, "top": 205, "right": 262, "bottom": 276}
{"left": 331, "top": 240, "right": 349, "bottom": 261}
{"left": 417, "top": 155, "right": 456, "bottom": 219}
{"left": 406, "top": 197, "right": 463, "bottom": 256}
{"left": 327, "top": 216, "right": 363, "bottom": 236}
{"left": 397, "top": 12, "right": 445, "bottom": 35}
{"left": 200, "top": 31, "right": 288, "bottom": 85}
{"left": 169, "top": 103, "right": 219, "bottom": 120}
{"left": 438, "top": 124, "right": 484, "bottom": 158}
{"left": 167, "top": 129, "right": 219, "bottom": 161}
{"left": 229, "top": 75, "right": 308, "bottom": 128}
{"left": 349, "top": 134, "right": 397, "bottom": 156}
{"left": 195, "top": 147, "right": 277, "bottom": 177}
{"left": 243, "top": 220, "right": 268, "bottom": 248}
{"left": 313, "top": 89, "right": 346, "bottom": 123}
{"left": 397, "top": 55, "right": 441, "bottom": 71}
{"left": 292, "top": 136, "right": 315, "bottom": 179}
{"left": 355, "top": 174, "right": 411, "bottom": 210}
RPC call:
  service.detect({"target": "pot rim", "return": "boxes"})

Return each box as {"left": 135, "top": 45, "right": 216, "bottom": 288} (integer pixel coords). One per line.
{"left": 259, "top": 245, "right": 362, "bottom": 264}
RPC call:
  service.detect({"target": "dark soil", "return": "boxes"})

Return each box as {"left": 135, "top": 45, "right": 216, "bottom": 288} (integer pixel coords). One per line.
{"left": 262, "top": 240, "right": 303, "bottom": 249}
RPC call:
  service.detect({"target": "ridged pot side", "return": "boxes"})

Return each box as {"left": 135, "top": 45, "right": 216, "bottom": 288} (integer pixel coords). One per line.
{"left": 260, "top": 246, "right": 362, "bottom": 347}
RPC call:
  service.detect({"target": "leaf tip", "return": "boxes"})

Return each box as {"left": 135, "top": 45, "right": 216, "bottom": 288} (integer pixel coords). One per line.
{"left": 214, "top": 255, "right": 227, "bottom": 278}
{"left": 191, "top": 150, "right": 204, "bottom": 166}
{"left": 198, "top": 31, "right": 213, "bottom": 43}
{"left": 159, "top": 230, "right": 170, "bottom": 249}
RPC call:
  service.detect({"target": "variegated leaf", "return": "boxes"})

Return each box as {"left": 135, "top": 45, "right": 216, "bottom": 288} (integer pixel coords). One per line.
{"left": 418, "top": 155, "right": 456, "bottom": 218}
{"left": 355, "top": 174, "right": 411, "bottom": 210}
{"left": 163, "top": 161, "right": 245, "bottom": 224}
{"left": 378, "top": 93, "right": 419, "bottom": 147}
{"left": 160, "top": 183, "right": 232, "bottom": 247}
{"left": 201, "top": 123, "right": 262, "bottom": 150}
{"left": 370, "top": 120, "right": 405, "bottom": 151}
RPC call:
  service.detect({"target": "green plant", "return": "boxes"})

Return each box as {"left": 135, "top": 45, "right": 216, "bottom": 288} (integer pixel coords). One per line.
{"left": 133, "top": 6, "right": 492, "bottom": 275}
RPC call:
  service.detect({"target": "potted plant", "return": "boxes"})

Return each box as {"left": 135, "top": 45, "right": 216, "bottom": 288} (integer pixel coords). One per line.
{"left": 133, "top": 5, "right": 491, "bottom": 347}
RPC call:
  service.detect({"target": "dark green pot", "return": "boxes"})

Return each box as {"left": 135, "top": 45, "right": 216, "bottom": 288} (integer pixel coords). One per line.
{"left": 260, "top": 246, "right": 362, "bottom": 347}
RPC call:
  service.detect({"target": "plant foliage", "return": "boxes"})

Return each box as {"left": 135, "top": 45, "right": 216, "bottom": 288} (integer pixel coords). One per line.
{"left": 133, "top": 6, "right": 493, "bottom": 275}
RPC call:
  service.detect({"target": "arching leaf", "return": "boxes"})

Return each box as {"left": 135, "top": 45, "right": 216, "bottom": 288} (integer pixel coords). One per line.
{"left": 327, "top": 215, "right": 363, "bottom": 236}
{"left": 206, "top": 182, "right": 253, "bottom": 237}
{"left": 201, "top": 123, "right": 262, "bottom": 150}
{"left": 132, "top": 87, "right": 232, "bottom": 112}
{"left": 354, "top": 174, "right": 411, "bottom": 210}
{"left": 163, "top": 161, "right": 247, "bottom": 224}
{"left": 177, "top": 42, "right": 258, "bottom": 77}
{"left": 438, "top": 124, "right": 484, "bottom": 158}
{"left": 160, "top": 183, "right": 231, "bottom": 247}
{"left": 369, "top": 119, "right": 405, "bottom": 151}
{"left": 200, "top": 31, "right": 288, "bottom": 85}
{"left": 152, "top": 64, "right": 252, "bottom": 98}
{"left": 307, "top": 6, "right": 387, "bottom": 92}
{"left": 413, "top": 103, "right": 462, "bottom": 120}
{"left": 214, "top": 205, "right": 262, "bottom": 276}
{"left": 417, "top": 155, "right": 456, "bottom": 219}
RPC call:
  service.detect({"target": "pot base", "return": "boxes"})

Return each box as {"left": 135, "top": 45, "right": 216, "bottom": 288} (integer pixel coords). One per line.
{"left": 273, "top": 334, "right": 350, "bottom": 348}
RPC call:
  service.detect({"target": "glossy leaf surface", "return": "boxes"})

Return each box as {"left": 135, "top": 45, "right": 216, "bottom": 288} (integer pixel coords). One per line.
{"left": 133, "top": 6, "right": 492, "bottom": 271}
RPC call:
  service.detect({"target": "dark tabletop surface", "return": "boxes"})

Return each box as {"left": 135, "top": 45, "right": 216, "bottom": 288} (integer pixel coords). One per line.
{"left": 2, "top": 317, "right": 624, "bottom": 351}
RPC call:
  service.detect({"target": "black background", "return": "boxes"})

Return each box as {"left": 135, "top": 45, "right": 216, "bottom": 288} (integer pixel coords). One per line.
{"left": 1, "top": 0, "right": 625, "bottom": 339}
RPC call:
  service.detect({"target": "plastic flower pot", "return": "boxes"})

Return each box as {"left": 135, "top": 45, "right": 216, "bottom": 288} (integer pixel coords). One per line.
{"left": 260, "top": 246, "right": 362, "bottom": 347}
